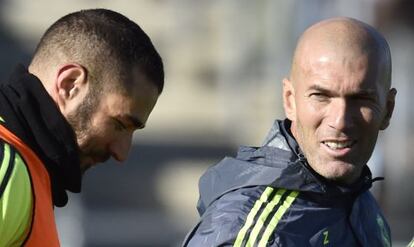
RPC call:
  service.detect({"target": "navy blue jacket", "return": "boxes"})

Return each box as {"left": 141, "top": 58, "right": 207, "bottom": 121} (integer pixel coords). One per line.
{"left": 183, "top": 120, "right": 391, "bottom": 247}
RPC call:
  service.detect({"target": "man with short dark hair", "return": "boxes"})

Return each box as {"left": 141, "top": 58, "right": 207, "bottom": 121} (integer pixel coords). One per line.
{"left": 184, "top": 17, "right": 395, "bottom": 246}
{"left": 0, "top": 9, "right": 163, "bottom": 246}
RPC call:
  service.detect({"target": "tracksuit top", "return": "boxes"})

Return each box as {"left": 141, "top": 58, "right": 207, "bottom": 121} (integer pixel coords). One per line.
{"left": 183, "top": 119, "right": 391, "bottom": 247}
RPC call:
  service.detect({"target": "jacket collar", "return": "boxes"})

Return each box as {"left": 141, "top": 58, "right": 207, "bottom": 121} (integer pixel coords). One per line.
{"left": 197, "top": 119, "right": 375, "bottom": 212}
{"left": 264, "top": 119, "right": 374, "bottom": 198}
{"left": 0, "top": 64, "right": 81, "bottom": 207}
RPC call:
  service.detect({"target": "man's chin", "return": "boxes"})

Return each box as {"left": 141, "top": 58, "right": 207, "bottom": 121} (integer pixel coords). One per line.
{"left": 79, "top": 154, "right": 110, "bottom": 174}
{"left": 323, "top": 162, "right": 362, "bottom": 185}
{"left": 79, "top": 158, "right": 96, "bottom": 175}
{"left": 308, "top": 157, "right": 362, "bottom": 184}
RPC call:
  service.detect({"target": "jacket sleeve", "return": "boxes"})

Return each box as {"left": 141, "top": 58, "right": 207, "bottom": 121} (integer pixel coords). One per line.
{"left": 0, "top": 141, "right": 33, "bottom": 246}
{"left": 183, "top": 186, "right": 269, "bottom": 247}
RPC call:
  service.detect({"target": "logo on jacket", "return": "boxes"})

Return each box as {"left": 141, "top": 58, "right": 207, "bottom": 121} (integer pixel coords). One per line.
{"left": 323, "top": 230, "right": 329, "bottom": 245}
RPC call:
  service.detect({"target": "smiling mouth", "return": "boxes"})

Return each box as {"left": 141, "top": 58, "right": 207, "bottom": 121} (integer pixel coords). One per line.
{"left": 322, "top": 140, "right": 356, "bottom": 150}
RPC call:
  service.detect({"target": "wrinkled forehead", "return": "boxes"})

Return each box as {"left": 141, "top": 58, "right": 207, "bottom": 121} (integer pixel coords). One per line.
{"left": 294, "top": 50, "right": 389, "bottom": 97}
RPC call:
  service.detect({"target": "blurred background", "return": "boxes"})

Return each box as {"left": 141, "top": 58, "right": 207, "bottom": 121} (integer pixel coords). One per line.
{"left": 0, "top": 0, "right": 413, "bottom": 246}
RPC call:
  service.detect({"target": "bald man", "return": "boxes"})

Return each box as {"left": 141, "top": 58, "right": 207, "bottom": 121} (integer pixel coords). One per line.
{"left": 183, "top": 17, "right": 395, "bottom": 247}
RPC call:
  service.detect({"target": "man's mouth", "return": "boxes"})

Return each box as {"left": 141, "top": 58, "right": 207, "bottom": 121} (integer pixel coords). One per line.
{"left": 322, "top": 140, "right": 355, "bottom": 149}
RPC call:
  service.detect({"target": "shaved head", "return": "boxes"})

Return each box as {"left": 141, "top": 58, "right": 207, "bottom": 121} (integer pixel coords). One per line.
{"left": 30, "top": 9, "right": 164, "bottom": 95}
{"left": 290, "top": 17, "right": 391, "bottom": 90}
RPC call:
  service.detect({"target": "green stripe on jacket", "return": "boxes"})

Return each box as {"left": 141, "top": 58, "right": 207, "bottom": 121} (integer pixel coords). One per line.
{"left": 0, "top": 142, "right": 33, "bottom": 247}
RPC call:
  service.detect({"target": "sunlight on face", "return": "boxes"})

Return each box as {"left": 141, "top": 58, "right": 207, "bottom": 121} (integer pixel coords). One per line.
{"left": 67, "top": 73, "right": 159, "bottom": 174}
{"left": 288, "top": 50, "right": 392, "bottom": 184}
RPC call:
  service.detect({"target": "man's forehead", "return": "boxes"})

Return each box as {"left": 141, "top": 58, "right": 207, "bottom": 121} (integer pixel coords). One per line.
{"left": 296, "top": 61, "right": 387, "bottom": 91}
{"left": 304, "top": 80, "right": 383, "bottom": 95}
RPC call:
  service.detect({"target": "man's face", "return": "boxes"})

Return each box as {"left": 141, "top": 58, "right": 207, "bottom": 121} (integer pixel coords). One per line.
{"left": 284, "top": 50, "right": 395, "bottom": 184}
{"left": 67, "top": 72, "right": 159, "bottom": 174}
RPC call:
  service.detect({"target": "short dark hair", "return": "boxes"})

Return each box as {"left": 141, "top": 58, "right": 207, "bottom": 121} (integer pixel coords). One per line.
{"left": 31, "top": 8, "right": 164, "bottom": 94}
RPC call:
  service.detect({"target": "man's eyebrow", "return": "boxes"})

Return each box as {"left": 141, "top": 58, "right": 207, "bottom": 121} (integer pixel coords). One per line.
{"left": 354, "top": 89, "right": 377, "bottom": 96}
{"left": 307, "top": 85, "right": 332, "bottom": 94}
{"left": 308, "top": 85, "right": 377, "bottom": 96}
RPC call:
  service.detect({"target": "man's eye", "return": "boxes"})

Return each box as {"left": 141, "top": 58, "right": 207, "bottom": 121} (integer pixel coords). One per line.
{"left": 310, "top": 93, "right": 329, "bottom": 101}
{"left": 114, "top": 119, "right": 126, "bottom": 130}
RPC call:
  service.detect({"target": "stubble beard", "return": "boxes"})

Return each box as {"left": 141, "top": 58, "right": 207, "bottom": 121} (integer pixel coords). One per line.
{"left": 66, "top": 92, "right": 100, "bottom": 173}
{"left": 293, "top": 120, "right": 364, "bottom": 184}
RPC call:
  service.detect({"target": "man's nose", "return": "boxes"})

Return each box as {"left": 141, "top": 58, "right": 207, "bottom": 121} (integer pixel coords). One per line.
{"left": 109, "top": 133, "right": 133, "bottom": 162}
{"left": 327, "top": 99, "right": 355, "bottom": 131}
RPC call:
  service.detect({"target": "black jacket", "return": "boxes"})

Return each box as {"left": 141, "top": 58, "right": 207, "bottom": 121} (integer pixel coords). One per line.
{"left": 183, "top": 119, "right": 391, "bottom": 246}
{"left": 0, "top": 64, "right": 81, "bottom": 207}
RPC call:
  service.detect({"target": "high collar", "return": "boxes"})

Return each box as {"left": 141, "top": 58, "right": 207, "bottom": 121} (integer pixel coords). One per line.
{"left": 268, "top": 119, "right": 374, "bottom": 199}
{"left": 0, "top": 64, "right": 81, "bottom": 207}
{"left": 196, "top": 119, "right": 376, "bottom": 212}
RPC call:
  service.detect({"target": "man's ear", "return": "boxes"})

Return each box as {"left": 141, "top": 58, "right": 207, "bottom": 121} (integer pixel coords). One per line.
{"left": 55, "top": 64, "right": 88, "bottom": 111}
{"left": 380, "top": 88, "right": 397, "bottom": 130}
{"left": 283, "top": 77, "right": 296, "bottom": 121}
